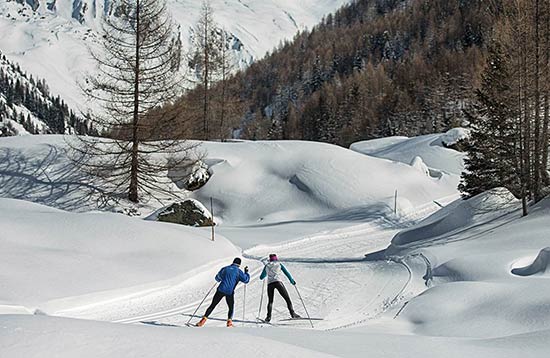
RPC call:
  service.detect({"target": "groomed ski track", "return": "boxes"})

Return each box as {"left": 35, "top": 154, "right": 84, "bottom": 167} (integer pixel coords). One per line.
{"left": 53, "top": 210, "right": 436, "bottom": 331}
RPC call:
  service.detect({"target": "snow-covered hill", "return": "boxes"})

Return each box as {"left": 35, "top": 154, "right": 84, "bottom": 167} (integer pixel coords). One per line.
{"left": 0, "top": 134, "right": 461, "bottom": 221}
{"left": 0, "top": 0, "right": 350, "bottom": 111}
{"left": 350, "top": 128, "right": 469, "bottom": 176}
{"left": 2, "top": 133, "right": 550, "bottom": 357}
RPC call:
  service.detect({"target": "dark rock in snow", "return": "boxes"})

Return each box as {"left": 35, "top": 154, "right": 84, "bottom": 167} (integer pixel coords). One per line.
{"left": 157, "top": 199, "right": 213, "bottom": 227}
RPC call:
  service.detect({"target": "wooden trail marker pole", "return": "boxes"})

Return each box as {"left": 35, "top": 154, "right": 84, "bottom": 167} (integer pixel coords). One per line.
{"left": 210, "top": 197, "right": 215, "bottom": 241}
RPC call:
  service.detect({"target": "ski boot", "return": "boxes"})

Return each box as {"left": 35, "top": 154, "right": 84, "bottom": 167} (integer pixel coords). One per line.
{"left": 226, "top": 319, "right": 234, "bottom": 327}
{"left": 264, "top": 315, "right": 271, "bottom": 323}
{"left": 196, "top": 316, "right": 207, "bottom": 327}
{"left": 291, "top": 312, "right": 301, "bottom": 319}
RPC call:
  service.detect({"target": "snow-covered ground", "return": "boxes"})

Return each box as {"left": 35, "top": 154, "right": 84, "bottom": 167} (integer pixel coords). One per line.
{"left": 1, "top": 132, "right": 549, "bottom": 357}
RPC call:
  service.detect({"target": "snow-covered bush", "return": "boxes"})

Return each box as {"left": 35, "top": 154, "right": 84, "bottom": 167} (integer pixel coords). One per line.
{"left": 186, "top": 161, "right": 210, "bottom": 191}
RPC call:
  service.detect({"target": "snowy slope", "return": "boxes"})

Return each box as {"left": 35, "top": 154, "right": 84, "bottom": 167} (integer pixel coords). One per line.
{"left": 384, "top": 188, "right": 550, "bottom": 340}
{"left": 0, "top": 197, "right": 238, "bottom": 313}
{"left": 193, "top": 140, "right": 459, "bottom": 226}
{"left": 0, "top": 0, "right": 350, "bottom": 111}
{"left": 0, "top": 135, "right": 461, "bottom": 227}
{"left": 4, "top": 133, "right": 550, "bottom": 357}
{"left": 350, "top": 130, "right": 467, "bottom": 175}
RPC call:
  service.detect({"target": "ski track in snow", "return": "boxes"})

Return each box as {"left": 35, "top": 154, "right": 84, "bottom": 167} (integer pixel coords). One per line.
{"left": 54, "top": 208, "right": 439, "bottom": 331}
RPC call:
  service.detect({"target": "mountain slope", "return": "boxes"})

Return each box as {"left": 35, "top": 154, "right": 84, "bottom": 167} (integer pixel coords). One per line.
{"left": 0, "top": 0, "right": 350, "bottom": 111}
{"left": 0, "top": 51, "right": 91, "bottom": 136}
{"left": 174, "top": 0, "right": 492, "bottom": 145}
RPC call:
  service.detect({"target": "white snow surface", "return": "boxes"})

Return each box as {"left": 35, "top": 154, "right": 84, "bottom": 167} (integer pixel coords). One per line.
{"left": 3, "top": 133, "right": 550, "bottom": 357}
{"left": 192, "top": 140, "right": 459, "bottom": 227}
{"left": 350, "top": 131, "right": 467, "bottom": 175}
{"left": 0, "top": 197, "right": 238, "bottom": 313}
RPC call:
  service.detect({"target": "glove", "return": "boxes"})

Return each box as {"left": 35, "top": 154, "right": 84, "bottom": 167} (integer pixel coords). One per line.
{"left": 244, "top": 266, "right": 249, "bottom": 274}
{"left": 291, "top": 280, "right": 296, "bottom": 285}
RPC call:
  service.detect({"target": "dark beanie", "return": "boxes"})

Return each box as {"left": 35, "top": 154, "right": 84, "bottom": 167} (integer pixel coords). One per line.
{"left": 233, "top": 257, "right": 242, "bottom": 266}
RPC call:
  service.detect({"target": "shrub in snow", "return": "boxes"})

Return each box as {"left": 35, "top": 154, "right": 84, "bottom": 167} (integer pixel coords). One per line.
{"left": 157, "top": 199, "right": 213, "bottom": 227}
{"left": 186, "top": 161, "right": 210, "bottom": 191}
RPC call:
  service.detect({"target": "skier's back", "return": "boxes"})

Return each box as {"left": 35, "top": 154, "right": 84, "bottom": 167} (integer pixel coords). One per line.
{"left": 196, "top": 257, "right": 249, "bottom": 327}
{"left": 260, "top": 253, "right": 300, "bottom": 322}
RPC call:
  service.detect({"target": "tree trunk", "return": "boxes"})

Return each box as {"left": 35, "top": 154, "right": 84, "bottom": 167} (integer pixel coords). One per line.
{"left": 534, "top": 0, "right": 542, "bottom": 201}
{"left": 129, "top": 0, "right": 141, "bottom": 203}
{"left": 203, "top": 16, "right": 210, "bottom": 140}
{"left": 542, "top": 1, "right": 550, "bottom": 185}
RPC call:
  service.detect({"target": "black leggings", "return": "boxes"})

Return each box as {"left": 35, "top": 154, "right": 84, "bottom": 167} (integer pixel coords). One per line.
{"left": 204, "top": 290, "right": 235, "bottom": 319}
{"left": 267, "top": 281, "right": 294, "bottom": 318}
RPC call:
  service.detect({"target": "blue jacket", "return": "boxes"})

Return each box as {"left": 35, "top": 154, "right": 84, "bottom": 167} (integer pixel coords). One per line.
{"left": 215, "top": 264, "right": 250, "bottom": 295}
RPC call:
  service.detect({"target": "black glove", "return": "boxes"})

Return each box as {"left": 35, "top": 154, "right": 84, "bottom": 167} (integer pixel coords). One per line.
{"left": 244, "top": 266, "right": 249, "bottom": 274}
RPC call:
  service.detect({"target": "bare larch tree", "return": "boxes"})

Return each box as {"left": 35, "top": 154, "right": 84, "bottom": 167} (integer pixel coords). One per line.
{"left": 72, "top": 0, "right": 197, "bottom": 204}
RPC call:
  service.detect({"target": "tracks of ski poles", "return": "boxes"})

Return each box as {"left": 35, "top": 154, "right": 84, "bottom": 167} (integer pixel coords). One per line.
{"left": 69, "top": 219, "right": 429, "bottom": 331}
{"left": 113, "top": 265, "right": 265, "bottom": 325}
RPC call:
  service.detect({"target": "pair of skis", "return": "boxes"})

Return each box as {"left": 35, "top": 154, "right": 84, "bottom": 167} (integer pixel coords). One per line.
{"left": 256, "top": 317, "right": 323, "bottom": 326}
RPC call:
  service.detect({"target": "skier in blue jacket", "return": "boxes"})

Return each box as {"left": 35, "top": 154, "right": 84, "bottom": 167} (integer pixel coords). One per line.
{"left": 196, "top": 257, "right": 250, "bottom": 327}
{"left": 260, "top": 253, "right": 300, "bottom": 322}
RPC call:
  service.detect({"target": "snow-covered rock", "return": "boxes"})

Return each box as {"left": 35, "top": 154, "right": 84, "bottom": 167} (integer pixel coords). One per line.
{"left": 154, "top": 199, "right": 213, "bottom": 227}
{"left": 410, "top": 156, "right": 430, "bottom": 177}
{"left": 441, "top": 127, "right": 471, "bottom": 148}
{"left": 185, "top": 161, "right": 210, "bottom": 191}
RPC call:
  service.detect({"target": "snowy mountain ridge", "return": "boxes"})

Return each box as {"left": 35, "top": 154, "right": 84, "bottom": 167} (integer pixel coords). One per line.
{"left": 0, "top": 0, "right": 351, "bottom": 111}
{"left": 0, "top": 50, "right": 89, "bottom": 136}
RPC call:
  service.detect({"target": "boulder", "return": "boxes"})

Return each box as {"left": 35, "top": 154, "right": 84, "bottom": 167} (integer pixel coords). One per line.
{"left": 156, "top": 199, "right": 214, "bottom": 227}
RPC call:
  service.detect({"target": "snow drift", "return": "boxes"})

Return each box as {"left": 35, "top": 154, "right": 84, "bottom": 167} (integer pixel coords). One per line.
{"left": 387, "top": 188, "right": 518, "bottom": 253}
{"left": 192, "top": 140, "right": 459, "bottom": 225}
{"left": 0, "top": 197, "right": 238, "bottom": 313}
{"left": 350, "top": 129, "right": 467, "bottom": 175}
{"left": 512, "top": 248, "right": 550, "bottom": 277}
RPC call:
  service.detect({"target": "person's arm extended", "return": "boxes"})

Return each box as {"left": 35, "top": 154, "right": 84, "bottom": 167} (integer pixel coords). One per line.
{"left": 281, "top": 264, "right": 296, "bottom": 285}
{"left": 259, "top": 266, "right": 267, "bottom": 280}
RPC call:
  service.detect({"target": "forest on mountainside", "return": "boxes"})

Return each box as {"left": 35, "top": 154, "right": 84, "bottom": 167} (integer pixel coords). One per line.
{"left": 170, "top": 0, "right": 493, "bottom": 146}
{"left": 0, "top": 53, "right": 93, "bottom": 136}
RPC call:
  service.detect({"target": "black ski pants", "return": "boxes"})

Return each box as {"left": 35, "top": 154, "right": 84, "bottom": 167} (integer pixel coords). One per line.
{"left": 266, "top": 281, "right": 294, "bottom": 318}
{"left": 204, "top": 290, "right": 234, "bottom": 319}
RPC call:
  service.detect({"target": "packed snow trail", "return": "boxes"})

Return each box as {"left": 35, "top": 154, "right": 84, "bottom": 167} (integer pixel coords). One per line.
{"left": 53, "top": 218, "right": 426, "bottom": 331}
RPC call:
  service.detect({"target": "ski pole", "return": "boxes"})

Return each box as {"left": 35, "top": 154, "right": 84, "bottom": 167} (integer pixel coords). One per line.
{"left": 187, "top": 282, "right": 217, "bottom": 325}
{"left": 243, "top": 283, "right": 247, "bottom": 322}
{"left": 294, "top": 285, "right": 314, "bottom": 328}
{"left": 257, "top": 278, "right": 266, "bottom": 319}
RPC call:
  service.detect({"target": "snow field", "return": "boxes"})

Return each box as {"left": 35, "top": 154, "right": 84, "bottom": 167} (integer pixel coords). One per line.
{"left": 5, "top": 133, "right": 550, "bottom": 357}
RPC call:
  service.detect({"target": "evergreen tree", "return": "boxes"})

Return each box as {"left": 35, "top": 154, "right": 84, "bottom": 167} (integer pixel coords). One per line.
{"left": 460, "top": 43, "right": 519, "bottom": 198}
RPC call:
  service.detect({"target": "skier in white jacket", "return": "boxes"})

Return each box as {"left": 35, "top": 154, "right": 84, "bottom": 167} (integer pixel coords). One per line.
{"left": 259, "top": 253, "right": 301, "bottom": 322}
